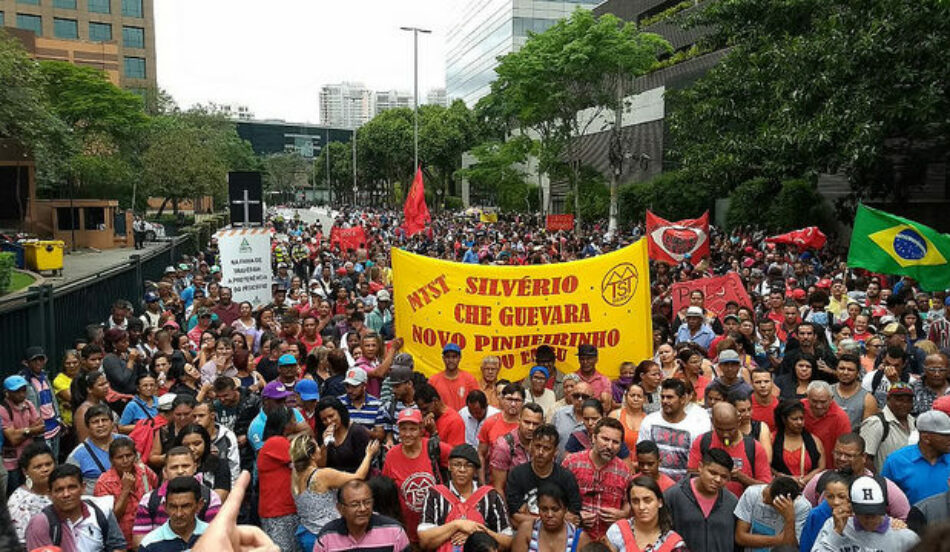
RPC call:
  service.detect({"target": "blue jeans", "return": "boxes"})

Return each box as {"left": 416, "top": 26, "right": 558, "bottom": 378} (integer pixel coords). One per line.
{"left": 296, "top": 525, "right": 317, "bottom": 552}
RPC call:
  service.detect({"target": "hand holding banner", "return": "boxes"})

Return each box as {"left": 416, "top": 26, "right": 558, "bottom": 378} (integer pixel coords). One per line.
{"left": 393, "top": 240, "right": 653, "bottom": 380}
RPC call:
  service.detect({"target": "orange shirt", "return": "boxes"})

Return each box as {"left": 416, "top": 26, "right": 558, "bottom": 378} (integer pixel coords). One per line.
{"left": 429, "top": 370, "right": 480, "bottom": 412}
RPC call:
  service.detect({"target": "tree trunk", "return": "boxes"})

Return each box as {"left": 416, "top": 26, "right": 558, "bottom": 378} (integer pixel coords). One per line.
{"left": 172, "top": 197, "right": 179, "bottom": 215}
{"left": 156, "top": 197, "right": 171, "bottom": 218}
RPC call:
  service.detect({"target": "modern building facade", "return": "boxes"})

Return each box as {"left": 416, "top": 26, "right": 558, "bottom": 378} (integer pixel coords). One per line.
{"left": 374, "top": 89, "right": 413, "bottom": 114}
{"left": 0, "top": 0, "right": 156, "bottom": 90}
{"left": 426, "top": 87, "right": 448, "bottom": 107}
{"left": 445, "top": 0, "right": 601, "bottom": 107}
{"left": 235, "top": 120, "right": 352, "bottom": 160}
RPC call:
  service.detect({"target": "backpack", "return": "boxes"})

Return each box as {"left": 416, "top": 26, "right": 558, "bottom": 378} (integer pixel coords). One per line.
{"left": 700, "top": 431, "right": 757, "bottom": 470}
{"left": 873, "top": 412, "right": 890, "bottom": 442}
{"left": 427, "top": 435, "right": 448, "bottom": 485}
{"left": 128, "top": 410, "right": 168, "bottom": 460}
{"left": 430, "top": 484, "right": 495, "bottom": 552}
{"left": 44, "top": 499, "right": 110, "bottom": 546}
{"left": 147, "top": 482, "right": 212, "bottom": 521}
{"left": 616, "top": 518, "right": 683, "bottom": 552}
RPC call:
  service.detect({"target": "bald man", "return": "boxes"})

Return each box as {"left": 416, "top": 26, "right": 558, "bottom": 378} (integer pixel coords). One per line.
{"left": 552, "top": 381, "right": 594, "bottom": 453}
{"left": 687, "top": 402, "right": 772, "bottom": 497}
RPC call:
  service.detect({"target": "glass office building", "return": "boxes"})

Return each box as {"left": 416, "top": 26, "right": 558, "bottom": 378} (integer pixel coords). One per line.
{"left": 446, "top": 0, "right": 601, "bottom": 107}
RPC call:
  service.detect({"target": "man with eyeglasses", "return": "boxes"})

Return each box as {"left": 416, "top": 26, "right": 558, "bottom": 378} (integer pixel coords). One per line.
{"left": 801, "top": 432, "right": 910, "bottom": 519}
{"left": 911, "top": 353, "right": 950, "bottom": 415}
{"left": 313, "top": 480, "right": 410, "bottom": 552}
{"left": 418, "top": 444, "right": 512, "bottom": 551}
{"left": 861, "top": 383, "right": 917, "bottom": 473}
{"left": 551, "top": 382, "right": 594, "bottom": 453}
{"left": 477, "top": 383, "right": 525, "bottom": 479}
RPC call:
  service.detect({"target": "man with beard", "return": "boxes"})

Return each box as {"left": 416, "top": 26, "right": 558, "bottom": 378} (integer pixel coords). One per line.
{"left": 505, "top": 424, "right": 581, "bottom": 527}
{"left": 638, "top": 379, "right": 710, "bottom": 481}
{"left": 801, "top": 433, "right": 910, "bottom": 519}
{"left": 831, "top": 354, "right": 878, "bottom": 430}
{"left": 779, "top": 322, "right": 837, "bottom": 382}
{"left": 490, "top": 403, "right": 543, "bottom": 495}
{"left": 561, "top": 417, "right": 632, "bottom": 541}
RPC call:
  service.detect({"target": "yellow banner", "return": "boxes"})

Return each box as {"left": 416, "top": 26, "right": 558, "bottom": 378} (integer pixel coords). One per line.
{"left": 479, "top": 212, "right": 498, "bottom": 223}
{"left": 392, "top": 240, "right": 653, "bottom": 380}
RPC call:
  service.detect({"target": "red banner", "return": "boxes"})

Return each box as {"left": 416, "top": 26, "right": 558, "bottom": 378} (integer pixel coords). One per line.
{"left": 671, "top": 273, "right": 752, "bottom": 318}
{"left": 546, "top": 214, "right": 574, "bottom": 232}
{"left": 646, "top": 211, "right": 710, "bottom": 265}
{"left": 330, "top": 226, "right": 367, "bottom": 252}
{"left": 765, "top": 226, "right": 827, "bottom": 250}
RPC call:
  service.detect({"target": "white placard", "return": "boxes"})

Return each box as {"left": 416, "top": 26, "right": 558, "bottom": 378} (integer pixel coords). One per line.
{"left": 216, "top": 228, "right": 272, "bottom": 307}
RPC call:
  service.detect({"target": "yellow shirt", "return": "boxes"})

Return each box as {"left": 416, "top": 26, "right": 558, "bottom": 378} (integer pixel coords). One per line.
{"left": 52, "top": 372, "right": 73, "bottom": 425}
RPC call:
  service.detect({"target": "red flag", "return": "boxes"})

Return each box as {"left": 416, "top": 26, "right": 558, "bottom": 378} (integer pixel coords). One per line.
{"left": 646, "top": 211, "right": 711, "bottom": 264}
{"left": 403, "top": 167, "right": 431, "bottom": 236}
{"left": 330, "top": 226, "right": 367, "bottom": 251}
{"left": 765, "top": 227, "right": 827, "bottom": 250}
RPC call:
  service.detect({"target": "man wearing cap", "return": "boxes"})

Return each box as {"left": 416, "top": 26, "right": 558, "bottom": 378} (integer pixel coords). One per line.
{"left": 813, "top": 475, "right": 919, "bottom": 551}
{"left": 140, "top": 292, "right": 165, "bottom": 330}
{"left": 675, "top": 306, "right": 716, "bottom": 350}
{"left": 429, "top": 344, "right": 481, "bottom": 413}
{"left": 247, "top": 381, "right": 310, "bottom": 452}
{"left": 574, "top": 345, "right": 611, "bottom": 407}
{"left": 382, "top": 409, "right": 451, "bottom": 544}
{"left": 882, "top": 410, "right": 950, "bottom": 504}
{"left": 709, "top": 350, "right": 753, "bottom": 397}
{"left": 274, "top": 354, "right": 302, "bottom": 408}
{"left": 524, "top": 366, "right": 556, "bottom": 420}
{"left": 20, "top": 346, "right": 63, "bottom": 460}
{"left": 340, "top": 368, "right": 384, "bottom": 439}
{"left": 210, "top": 287, "right": 241, "bottom": 327}
{"left": 179, "top": 274, "right": 205, "bottom": 312}
{"left": 861, "top": 382, "right": 916, "bottom": 473}
{"left": 1, "top": 375, "right": 44, "bottom": 492}
{"left": 708, "top": 314, "right": 741, "bottom": 359}
{"left": 377, "top": 354, "right": 418, "bottom": 445}
{"left": 186, "top": 308, "right": 214, "bottom": 349}
{"left": 365, "top": 290, "right": 393, "bottom": 334}
{"left": 927, "top": 297, "right": 950, "bottom": 350}
{"left": 418, "top": 444, "right": 512, "bottom": 551}
{"left": 673, "top": 290, "right": 723, "bottom": 335}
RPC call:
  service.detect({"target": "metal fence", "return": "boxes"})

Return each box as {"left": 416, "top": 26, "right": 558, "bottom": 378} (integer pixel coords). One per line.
{"left": 0, "top": 236, "right": 188, "bottom": 378}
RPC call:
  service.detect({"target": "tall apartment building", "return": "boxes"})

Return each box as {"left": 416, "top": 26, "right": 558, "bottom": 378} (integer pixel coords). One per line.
{"left": 319, "top": 82, "right": 375, "bottom": 129}
{"left": 0, "top": 0, "right": 156, "bottom": 90}
{"left": 446, "top": 0, "right": 602, "bottom": 107}
{"left": 374, "top": 89, "right": 413, "bottom": 114}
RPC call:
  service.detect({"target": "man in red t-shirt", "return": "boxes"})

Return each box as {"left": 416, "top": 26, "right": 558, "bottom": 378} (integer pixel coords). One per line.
{"left": 415, "top": 382, "right": 466, "bottom": 446}
{"left": 750, "top": 369, "right": 779, "bottom": 433}
{"left": 802, "top": 382, "right": 852, "bottom": 460}
{"left": 381, "top": 409, "right": 450, "bottom": 544}
{"left": 687, "top": 403, "right": 771, "bottom": 497}
{"left": 428, "top": 343, "right": 480, "bottom": 412}
{"left": 477, "top": 383, "right": 524, "bottom": 482}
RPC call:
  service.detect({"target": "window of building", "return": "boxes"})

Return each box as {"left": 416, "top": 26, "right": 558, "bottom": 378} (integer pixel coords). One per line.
{"left": 88, "top": 21, "right": 112, "bottom": 41}
{"left": 16, "top": 14, "right": 43, "bottom": 36}
{"left": 123, "top": 56, "right": 145, "bottom": 79}
{"left": 53, "top": 0, "right": 77, "bottom": 8}
{"left": 87, "top": 0, "right": 110, "bottom": 14}
{"left": 56, "top": 208, "right": 80, "bottom": 231}
{"left": 84, "top": 207, "right": 106, "bottom": 230}
{"left": 122, "top": 26, "right": 144, "bottom": 48}
{"left": 53, "top": 18, "right": 78, "bottom": 39}
{"left": 121, "top": 0, "right": 142, "bottom": 18}
{"left": 17, "top": 0, "right": 41, "bottom": 5}
{"left": 0, "top": 12, "right": 5, "bottom": 26}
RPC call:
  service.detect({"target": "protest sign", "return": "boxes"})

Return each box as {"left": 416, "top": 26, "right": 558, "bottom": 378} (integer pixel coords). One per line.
{"left": 393, "top": 240, "right": 653, "bottom": 379}
{"left": 671, "top": 273, "right": 752, "bottom": 317}
{"left": 215, "top": 227, "right": 272, "bottom": 307}
{"left": 330, "top": 226, "right": 367, "bottom": 251}
{"left": 545, "top": 214, "right": 574, "bottom": 232}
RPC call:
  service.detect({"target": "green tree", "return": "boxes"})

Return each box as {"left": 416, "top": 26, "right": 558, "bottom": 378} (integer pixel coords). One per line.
{"left": 419, "top": 100, "right": 478, "bottom": 201}
{"left": 456, "top": 135, "right": 535, "bottom": 212}
{"left": 262, "top": 152, "right": 309, "bottom": 202}
{"left": 618, "top": 170, "right": 713, "bottom": 224}
{"left": 313, "top": 141, "right": 354, "bottom": 203}
{"left": 668, "top": 0, "right": 950, "bottom": 216}
{"left": 356, "top": 109, "right": 413, "bottom": 203}
{"left": 486, "top": 9, "right": 669, "bottom": 230}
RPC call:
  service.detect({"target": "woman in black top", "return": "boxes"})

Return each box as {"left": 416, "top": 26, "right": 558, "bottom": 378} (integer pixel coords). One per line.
{"left": 315, "top": 397, "right": 369, "bottom": 473}
{"left": 175, "top": 423, "right": 231, "bottom": 501}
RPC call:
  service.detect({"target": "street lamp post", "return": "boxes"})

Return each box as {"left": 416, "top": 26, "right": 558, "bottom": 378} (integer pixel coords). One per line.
{"left": 400, "top": 26, "right": 431, "bottom": 172}
{"left": 345, "top": 97, "right": 360, "bottom": 204}
{"left": 325, "top": 128, "right": 331, "bottom": 206}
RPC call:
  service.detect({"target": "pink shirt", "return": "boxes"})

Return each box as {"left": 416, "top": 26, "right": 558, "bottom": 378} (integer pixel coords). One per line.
{"left": 0, "top": 399, "right": 41, "bottom": 470}
{"left": 578, "top": 371, "right": 612, "bottom": 399}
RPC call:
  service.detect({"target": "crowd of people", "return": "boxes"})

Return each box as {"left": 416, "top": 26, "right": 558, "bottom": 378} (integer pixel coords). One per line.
{"left": 2, "top": 205, "right": 950, "bottom": 552}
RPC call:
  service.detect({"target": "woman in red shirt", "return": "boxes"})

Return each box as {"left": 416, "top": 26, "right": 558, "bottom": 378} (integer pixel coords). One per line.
{"left": 93, "top": 438, "right": 158, "bottom": 544}
{"left": 257, "top": 406, "right": 298, "bottom": 552}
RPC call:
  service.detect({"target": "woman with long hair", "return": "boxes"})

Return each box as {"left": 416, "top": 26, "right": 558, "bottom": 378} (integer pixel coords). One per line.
{"left": 174, "top": 423, "right": 231, "bottom": 501}
{"left": 775, "top": 354, "right": 816, "bottom": 400}
{"left": 676, "top": 346, "right": 710, "bottom": 404}
{"left": 289, "top": 434, "right": 379, "bottom": 551}
{"left": 102, "top": 328, "right": 144, "bottom": 395}
{"left": 605, "top": 476, "right": 686, "bottom": 552}
{"left": 512, "top": 483, "right": 590, "bottom": 552}
{"left": 632, "top": 360, "right": 663, "bottom": 415}
{"left": 304, "top": 346, "right": 332, "bottom": 387}
{"left": 72, "top": 370, "right": 116, "bottom": 442}
{"left": 902, "top": 310, "right": 924, "bottom": 344}
{"left": 771, "top": 399, "right": 825, "bottom": 488}
{"left": 315, "top": 397, "right": 371, "bottom": 473}
{"left": 610, "top": 383, "right": 646, "bottom": 452}
{"left": 169, "top": 362, "right": 207, "bottom": 400}
{"left": 52, "top": 349, "right": 81, "bottom": 451}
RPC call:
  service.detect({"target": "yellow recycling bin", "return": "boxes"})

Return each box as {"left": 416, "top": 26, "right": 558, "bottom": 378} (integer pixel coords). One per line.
{"left": 24, "top": 240, "right": 65, "bottom": 275}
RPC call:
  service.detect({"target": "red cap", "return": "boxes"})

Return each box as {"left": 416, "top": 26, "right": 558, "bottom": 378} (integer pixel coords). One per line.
{"left": 816, "top": 278, "right": 832, "bottom": 289}
{"left": 933, "top": 395, "right": 950, "bottom": 415}
{"left": 792, "top": 289, "right": 806, "bottom": 300}
{"left": 397, "top": 408, "right": 423, "bottom": 425}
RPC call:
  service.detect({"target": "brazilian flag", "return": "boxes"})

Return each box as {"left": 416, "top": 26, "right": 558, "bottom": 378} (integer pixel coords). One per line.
{"left": 848, "top": 204, "right": 950, "bottom": 291}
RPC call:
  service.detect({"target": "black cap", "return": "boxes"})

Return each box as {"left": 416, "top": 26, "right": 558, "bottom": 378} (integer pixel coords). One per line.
{"left": 24, "top": 346, "right": 47, "bottom": 361}
{"left": 577, "top": 344, "right": 598, "bottom": 357}
{"left": 449, "top": 444, "right": 481, "bottom": 468}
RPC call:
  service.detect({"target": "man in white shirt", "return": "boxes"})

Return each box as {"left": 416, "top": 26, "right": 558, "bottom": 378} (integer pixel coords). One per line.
{"left": 458, "top": 389, "right": 498, "bottom": 447}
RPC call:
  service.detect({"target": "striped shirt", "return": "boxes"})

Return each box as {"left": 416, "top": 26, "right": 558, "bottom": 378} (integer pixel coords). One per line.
{"left": 24, "top": 370, "right": 61, "bottom": 439}
{"left": 313, "top": 513, "right": 410, "bottom": 552}
{"left": 339, "top": 393, "right": 383, "bottom": 431}
{"left": 133, "top": 477, "right": 221, "bottom": 535}
{"left": 418, "top": 482, "right": 512, "bottom": 536}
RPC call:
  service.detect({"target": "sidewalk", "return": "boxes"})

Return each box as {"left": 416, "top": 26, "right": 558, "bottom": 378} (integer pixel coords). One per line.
{"left": 47, "top": 240, "right": 171, "bottom": 287}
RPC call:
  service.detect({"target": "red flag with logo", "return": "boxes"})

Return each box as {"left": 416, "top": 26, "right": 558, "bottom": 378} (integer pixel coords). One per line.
{"left": 646, "top": 211, "right": 711, "bottom": 264}
{"left": 765, "top": 227, "right": 827, "bottom": 250}
{"left": 403, "top": 167, "right": 431, "bottom": 236}
{"left": 329, "top": 226, "right": 367, "bottom": 251}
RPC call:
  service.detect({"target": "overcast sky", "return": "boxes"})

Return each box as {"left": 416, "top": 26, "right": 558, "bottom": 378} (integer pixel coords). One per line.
{"left": 155, "top": 0, "right": 450, "bottom": 124}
